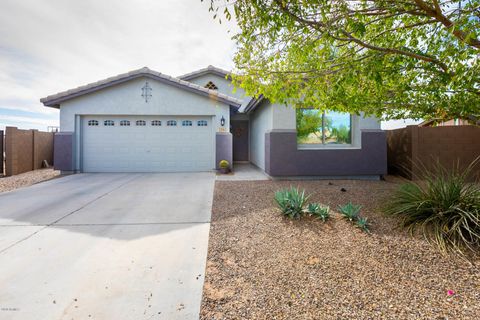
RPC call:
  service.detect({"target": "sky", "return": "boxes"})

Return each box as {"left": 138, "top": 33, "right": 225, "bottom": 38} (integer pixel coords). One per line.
{"left": 0, "top": 0, "right": 418, "bottom": 131}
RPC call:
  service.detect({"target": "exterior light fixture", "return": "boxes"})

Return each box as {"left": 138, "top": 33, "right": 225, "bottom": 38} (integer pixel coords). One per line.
{"left": 220, "top": 116, "right": 225, "bottom": 127}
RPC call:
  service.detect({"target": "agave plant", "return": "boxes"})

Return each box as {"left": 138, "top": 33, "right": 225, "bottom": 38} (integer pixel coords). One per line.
{"left": 308, "top": 203, "right": 330, "bottom": 222}
{"left": 384, "top": 158, "right": 480, "bottom": 256}
{"left": 338, "top": 202, "right": 362, "bottom": 222}
{"left": 274, "top": 186, "right": 310, "bottom": 219}
{"left": 356, "top": 217, "right": 370, "bottom": 233}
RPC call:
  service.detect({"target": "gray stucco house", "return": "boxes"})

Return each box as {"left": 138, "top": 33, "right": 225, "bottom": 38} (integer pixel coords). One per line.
{"left": 41, "top": 65, "right": 387, "bottom": 178}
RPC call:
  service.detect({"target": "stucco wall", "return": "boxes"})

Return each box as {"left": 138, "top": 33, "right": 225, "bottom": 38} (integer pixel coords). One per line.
{"left": 59, "top": 77, "right": 231, "bottom": 133}
{"left": 216, "top": 132, "right": 233, "bottom": 169}
{"left": 54, "top": 132, "right": 74, "bottom": 172}
{"left": 249, "top": 101, "right": 273, "bottom": 170}
{"left": 265, "top": 130, "right": 387, "bottom": 177}
{"left": 270, "top": 105, "right": 380, "bottom": 148}
{"left": 187, "top": 74, "right": 247, "bottom": 101}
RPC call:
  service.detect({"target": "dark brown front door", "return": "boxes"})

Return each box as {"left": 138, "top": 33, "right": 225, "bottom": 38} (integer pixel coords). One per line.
{"left": 231, "top": 120, "right": 249, "bottom": 161}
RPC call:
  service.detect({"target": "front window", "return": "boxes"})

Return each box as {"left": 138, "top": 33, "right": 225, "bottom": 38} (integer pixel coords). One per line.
{"left": 296, "top": 109, "right": 351, "bottom": 145}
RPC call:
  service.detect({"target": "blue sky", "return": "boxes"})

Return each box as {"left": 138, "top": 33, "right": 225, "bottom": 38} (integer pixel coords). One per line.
{"left": 0, "top": 0, "right": 419, "bottom": 131}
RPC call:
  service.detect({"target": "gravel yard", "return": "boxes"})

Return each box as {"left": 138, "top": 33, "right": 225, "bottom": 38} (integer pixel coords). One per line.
{"left": 0, "top": 168, "right": 61, "bottom": 193}
{"left": 201, "top": 179, "right": 480, "bottom": 319}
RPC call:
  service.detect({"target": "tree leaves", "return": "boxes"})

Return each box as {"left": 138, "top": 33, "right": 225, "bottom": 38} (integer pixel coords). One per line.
{"left": 206, "top": 0, "right": 480, "bottom": 120}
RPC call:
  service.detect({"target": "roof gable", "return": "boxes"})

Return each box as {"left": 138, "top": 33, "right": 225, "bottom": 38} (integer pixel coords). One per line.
{"left": 178, "top": 65, "right": 231, "bottom": 81}
{"left": 40, "top": 67, "right": 242, "bottom": 108}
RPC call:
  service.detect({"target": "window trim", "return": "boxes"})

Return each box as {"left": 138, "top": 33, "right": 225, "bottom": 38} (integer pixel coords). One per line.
{"left": 296, "top": 110, "right": 355, "bottom": 150}
{"left": 88, "top": 120, "right": 99, "bottom": 126}
{"left": 104, "top": 120, "right": 115, "bottom": 126}
{"left": 136, "top": 120, "right": 146, "bottom": 126}
{"left": 167, "top": 120, "right": 177, "bottom": 126}
{"left": 120, "top": 120, "right": 131, "bottom": 126}
{"left": 197, "top": 120, "right": 208, "bottom": 127}
{"left": 182, "top": 120, "right": 193, "bottom": 127}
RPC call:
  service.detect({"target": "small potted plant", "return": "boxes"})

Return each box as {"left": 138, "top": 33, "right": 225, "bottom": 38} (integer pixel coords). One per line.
{"left": 219, "top": 160, "right": 230, "bottom": 174}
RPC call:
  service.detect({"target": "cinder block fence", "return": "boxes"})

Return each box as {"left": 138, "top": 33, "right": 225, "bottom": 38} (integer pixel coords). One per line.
{"left": 387, "top": 125, "right": 480, "bottom": 180}
{"left": 4, "top": 127, "right": 54, "bottom": 176}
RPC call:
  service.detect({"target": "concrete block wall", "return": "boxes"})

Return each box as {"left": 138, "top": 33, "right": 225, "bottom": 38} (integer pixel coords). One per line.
{"left": 387, "top": 125, "right": 480, "bottom": 180}
{"left": 5, "top": 127, "right": 54, "bottom": 176}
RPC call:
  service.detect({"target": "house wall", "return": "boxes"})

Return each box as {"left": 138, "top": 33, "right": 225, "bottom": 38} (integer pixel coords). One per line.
{"left": 59, "top": 77, "right": 230, "bottom": 132}
{"left": 249, "top": 101, "right": 273, "bottom": 170}
{"left": 387, "top": 125, "right": 480, "bottom": 180}
{"left": 265, "top": 130, "right": 387, "bottom": 177}
{"left": 249, "top": 102, "right": 384, "bottom": 175}
{"left": 187, "top": 74, "right": 247, "bottom": 101}
{"left": 58, "top": 77, "right": 232, "bottom": 171}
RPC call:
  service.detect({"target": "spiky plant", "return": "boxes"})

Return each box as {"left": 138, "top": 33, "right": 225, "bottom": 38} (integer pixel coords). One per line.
{"left": 274, "top": 186, "right": 309, "bottom": 219}
{"left": 384, "top": 158, "right": 480, "bottom": 256}
{"left": 308, "top": 203, "right": 330, "bottom": 222}
{"left": 356, "top": 217, "right": 370, "bottom": 233}
{"left": 338, "top": 202, "right": 362, "bottom": 222}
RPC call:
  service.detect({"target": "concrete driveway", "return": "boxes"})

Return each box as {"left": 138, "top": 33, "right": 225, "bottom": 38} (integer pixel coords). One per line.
{"left": 0, "top": 172, "right": 214, "bottom": 320}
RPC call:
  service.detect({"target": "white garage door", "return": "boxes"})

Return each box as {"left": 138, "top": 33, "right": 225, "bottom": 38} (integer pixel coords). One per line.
{"left": 82, "top": 116, "right": 214, "bottom": 172}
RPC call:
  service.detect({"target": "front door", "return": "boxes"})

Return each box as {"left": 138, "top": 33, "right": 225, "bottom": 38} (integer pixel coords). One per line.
{"left": 231, "top": 120, "right": 249, "bottom": 161}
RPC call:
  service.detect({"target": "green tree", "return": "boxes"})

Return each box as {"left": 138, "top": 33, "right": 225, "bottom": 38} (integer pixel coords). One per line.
{"left": 204, "top": 0, "right": 480, "bottom": 121}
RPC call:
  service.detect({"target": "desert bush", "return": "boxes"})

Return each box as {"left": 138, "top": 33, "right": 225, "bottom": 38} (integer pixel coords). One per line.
{"left": 274, "top": 187, "right": 309, "bottom": 219}
{"left": 384, "top": 159, "right": 480, "bottom": 256}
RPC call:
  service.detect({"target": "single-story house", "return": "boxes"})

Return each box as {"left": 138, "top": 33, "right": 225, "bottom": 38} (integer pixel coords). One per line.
{"left": 41, "top": 66, "right": 387, "bottom": 178}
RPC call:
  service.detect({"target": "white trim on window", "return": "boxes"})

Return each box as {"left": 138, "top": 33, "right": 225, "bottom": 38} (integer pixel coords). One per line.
{"left": 104, "top": 120, "right": 115, "bottom": 126}
{"left": 120, "top": 120, "right": 130, "bottom": 126}
{"left": 197, "top": 120, "right": 208, "bottom": 127}
{"left": 88, "top": 120, "right": 99, "bottom": 126}
{"left": 182, "top": 120, "right": 193, "bottom": 126}
{"left": 167, "top": 120, "right": 177, "bottom": 126}
{"left": 136, "top": 120, "right": 146, "bottom": 126}
{"left": 151, "top": 120, "right": 162, "bottom": 126}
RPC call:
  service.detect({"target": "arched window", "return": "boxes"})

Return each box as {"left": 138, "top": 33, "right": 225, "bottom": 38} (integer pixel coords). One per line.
{"left": 197, "top": 120, "right": 208, "bottom": 127}
{"left": 88, "top": 120, "right": 99, "bottom": 126}
{"left": 204, "top": 81, "right": 218, "bottom": 90}
{"left": 104, "top": 120, "right": 115, "bottom": 126}
{"left": 167, "top": 120, "right": 177, "bottom": 126}
{"left": 120, "top": 120, "right": 130, "bottom": 126}
{"left": 136, "top": 120, "right": 146, "bottom": 126}
{"left": 182, "top": 120, "right": 193, "bottom": 127}
{"left": 151, "top": 120, "right": 162, "bottom": 126}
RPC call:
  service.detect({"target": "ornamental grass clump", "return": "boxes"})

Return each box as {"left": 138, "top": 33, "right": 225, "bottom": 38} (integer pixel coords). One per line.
{"left": 274, "top": 186, "right": 309, "bottom": 219}
{"left": 384, "top": 159, "right": 480, "bottom": 256}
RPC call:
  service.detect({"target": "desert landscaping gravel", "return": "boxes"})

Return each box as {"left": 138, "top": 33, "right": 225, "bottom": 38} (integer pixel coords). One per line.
{"left": 201, "top": 179, "right": 480, "bottom": 319}
{"left": 0, "top": 168, "right": 60, "bottom": 193}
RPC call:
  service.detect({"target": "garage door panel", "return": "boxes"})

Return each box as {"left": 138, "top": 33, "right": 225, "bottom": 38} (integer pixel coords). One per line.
{"left": 82, "top": 116, "right": 214, "bottom": 172}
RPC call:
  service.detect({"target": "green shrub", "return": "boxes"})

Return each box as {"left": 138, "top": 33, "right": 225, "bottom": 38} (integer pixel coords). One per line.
{"left": 308, "top": 203, "right": 330, "bottom": 221}
{"left": 274, "top": 187, "right": 309, "bottom": 219}
{"left": 384, "top": 159, "right": 480, "bottom": 255}
{"left": 339, "top": 202, "right": 370, "bottom": 232}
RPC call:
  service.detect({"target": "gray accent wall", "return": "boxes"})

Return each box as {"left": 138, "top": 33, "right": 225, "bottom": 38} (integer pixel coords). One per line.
{"left": 265, "top": 130, "right": 387, "bottom": 177}
{"left": 216, "top": 132, "right": 233, "bottom": 169}
{"left": 54, "top": 132, "right": 74, "bottom": 172}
